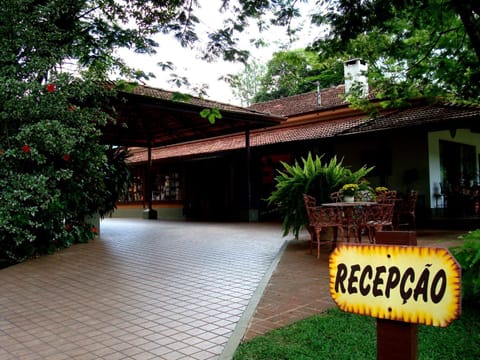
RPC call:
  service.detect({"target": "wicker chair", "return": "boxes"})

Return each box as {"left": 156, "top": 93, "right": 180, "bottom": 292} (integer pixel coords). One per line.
{"left": 330, "top": 191, "right": 343, "bottom": 202}
{"left": 303, "top": 194, "right": 344, "bottom": 258}
{"left": 330, "top": 191, "right": 363, "bottom": 241}
{"left": 376, "top": 190, "right": 397, "bottom": 204}
{"left": 361, "top": 203, "right": 395, "bottom": 243}
{"left": 303, "top": 194, "right": 318, "bottom": 244}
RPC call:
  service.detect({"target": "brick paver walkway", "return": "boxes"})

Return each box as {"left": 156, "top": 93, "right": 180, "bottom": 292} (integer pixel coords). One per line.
{"left": 0, "top": 219, "right": 284, "bottom": 360}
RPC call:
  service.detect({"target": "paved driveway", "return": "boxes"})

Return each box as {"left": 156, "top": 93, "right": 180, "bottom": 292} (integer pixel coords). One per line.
{"left": 0, "top": 219, "right": 285, "bottom": 360}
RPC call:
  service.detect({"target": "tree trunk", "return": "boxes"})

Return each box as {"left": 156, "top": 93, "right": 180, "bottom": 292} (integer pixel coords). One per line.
{"left": 453, "top": 1, "right": 480, "bottom": 64}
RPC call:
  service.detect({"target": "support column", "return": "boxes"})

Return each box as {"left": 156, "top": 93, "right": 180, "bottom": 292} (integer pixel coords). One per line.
{"left": 246, "top": 129, "right": 258, "bottom": 222}
{"left": 142, "top": 140, "right": 158, "bottom": 220}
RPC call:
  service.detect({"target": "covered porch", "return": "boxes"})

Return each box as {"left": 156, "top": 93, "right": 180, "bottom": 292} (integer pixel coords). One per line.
{"left": 102, "top": 84, "right": 285, "bottom": 220}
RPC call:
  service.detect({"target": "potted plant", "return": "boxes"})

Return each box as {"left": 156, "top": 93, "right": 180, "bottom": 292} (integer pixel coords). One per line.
{"left": 340, "top": 183, "right": 359, "bottom": 202}
{"left": 267, "top": 152, "right": 373, "bottom": 239}
{"left": 375, "top": 186, "right": 389, "bottom": 194}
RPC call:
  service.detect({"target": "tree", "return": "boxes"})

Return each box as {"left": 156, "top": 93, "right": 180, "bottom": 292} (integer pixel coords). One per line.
{"left": 311, "top": 0, "right": 480, "bottom": 104}
{"left": 0, "top": 74, "right": 126, "bottom": 262}
{"left": 253, "top": 49, "right": 344, "bottom": 102}
{"left": 0, "top": 0, "right": 206, "bottom": 264}
{"left": 222, "top": 60, "right": 267, "bottom": 106}
{"left": 226, "top": 49, "right": 344, "bottom": 104}
{"left": 218, "top": 0, "right": 479, "bottom": 105}
{"left": 316, "top": 0, "right": 480, "bottom": 63}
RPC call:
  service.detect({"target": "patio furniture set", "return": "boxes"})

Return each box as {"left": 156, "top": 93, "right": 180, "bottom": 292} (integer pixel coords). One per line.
{"left": 303, "top": 190, "right": 418, "bottom": 258}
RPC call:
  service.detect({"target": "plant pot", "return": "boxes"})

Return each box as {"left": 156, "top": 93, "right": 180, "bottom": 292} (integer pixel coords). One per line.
{"left": 343, "top": 195, "right": 355, "bottom": 203}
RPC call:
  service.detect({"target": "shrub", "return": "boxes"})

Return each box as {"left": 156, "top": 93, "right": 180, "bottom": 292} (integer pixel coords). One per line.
{"left": 0, "top": 75, "right": 130, "bottom": 265}
{"left": 450, "top": 229, "right": 480, "bottom": 305}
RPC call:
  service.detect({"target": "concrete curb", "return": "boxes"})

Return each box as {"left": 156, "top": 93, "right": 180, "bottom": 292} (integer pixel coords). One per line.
{"left": 219, "top": 239, "right": 289, "bottom": 359}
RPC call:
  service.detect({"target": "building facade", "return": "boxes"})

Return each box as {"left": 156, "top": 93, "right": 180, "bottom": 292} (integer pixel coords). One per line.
{"left": 116, "top": 62, "right": 480, "bottom": 228}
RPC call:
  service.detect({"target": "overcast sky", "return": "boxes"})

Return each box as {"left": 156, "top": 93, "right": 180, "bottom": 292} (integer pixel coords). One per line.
{"left": 117, "top": 1, "right": 318, "bottom": 105}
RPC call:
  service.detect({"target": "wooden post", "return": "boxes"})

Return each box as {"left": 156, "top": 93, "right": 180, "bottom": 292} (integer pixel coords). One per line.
{"left": 142, "top": 140, "right": 158, "bottom": 219}
{"left": 375, "top": 231, "right": 417, "bottom": 360}
{"left": 376, "top": 231, "right": 417, "bottom": 246}
{"left": 245, "top": 128, "right": 257, "bottom": 221}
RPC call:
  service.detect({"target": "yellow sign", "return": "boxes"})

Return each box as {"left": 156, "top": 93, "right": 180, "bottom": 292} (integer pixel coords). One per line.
{"left": 329, "top": 244, "right": 461, "bottom": 327}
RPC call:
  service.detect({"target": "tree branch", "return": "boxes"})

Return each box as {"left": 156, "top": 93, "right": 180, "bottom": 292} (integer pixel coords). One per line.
{"left": 407, "top": 27, "right": 461, "bottom": 73}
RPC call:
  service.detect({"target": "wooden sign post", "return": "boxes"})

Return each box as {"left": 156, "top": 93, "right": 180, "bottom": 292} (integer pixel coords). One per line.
{"left": 329, "top": 231, "right": 462, "bottom": 360}
{"left": 376, "top": 231, "right": 418, "bottom": 360}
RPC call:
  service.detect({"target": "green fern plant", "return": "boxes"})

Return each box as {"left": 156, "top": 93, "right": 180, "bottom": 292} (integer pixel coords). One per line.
{"left": 267, "top": 152, "right": 373, "bottom": 239}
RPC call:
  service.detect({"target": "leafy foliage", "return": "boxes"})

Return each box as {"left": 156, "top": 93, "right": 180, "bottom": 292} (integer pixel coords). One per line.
{"left": 0, "top": 0, "right": 151, "bottom": 265}
{"left": 226, "top": 49, "right": 344, "bottom": 104}
{"left": 222, "top": 60, "right": 267, "bottom": 106}
{"left": 254, "top": 49, "right": 345, "bottom": 103}
{"left": 450, "top": 229, "right": 480, "bottom": 305}
{"left": 312, "top": 0, "right": 480, "bottom": 104}
{"left": 0, "top": 74, "right": 131, "bottom": 264}
{"left": 222, "top": 1, "right": 479, "bottom": 105}
{"left": 200, "top": 107, "right": 223, "bottom": 124}
{"left": 267, "top": 152, "right": 373, "bottom": 238}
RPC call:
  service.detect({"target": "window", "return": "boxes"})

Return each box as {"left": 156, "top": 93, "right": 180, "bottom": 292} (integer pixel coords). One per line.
{"left": 152, "top": 170, "right": 182, "bottom": 201}
{"left": 122, "top": 167, "right": 144, "bottom": 202}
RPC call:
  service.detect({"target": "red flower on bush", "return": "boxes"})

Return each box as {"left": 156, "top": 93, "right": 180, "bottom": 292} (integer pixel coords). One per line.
{"left": 22, "top": 144, "right": 31, "bottom": 153}
{"left": 46, "top": 83, "right": 55, "bottom": 93}
{"left": 68, "top": 105, "right": 76, "bottom": 112}
{"left": 0, "top": 148, "right": 3, "bottom": 156}
{"left": 92, "top": 226, "right": 98, "bottom": 235}
{"left": 63, "top": 153, "right": 71, "bottom": 162}
{"left": 65, "top": 224, "right": 71, "bottom": 231}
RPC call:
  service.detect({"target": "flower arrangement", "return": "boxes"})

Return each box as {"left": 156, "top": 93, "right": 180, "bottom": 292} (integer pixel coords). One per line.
{"left": 375, "top": 186, "right": 389, "bottom": 193}
{"left": 340, "top": 183, "right": 359, "bottom": 196}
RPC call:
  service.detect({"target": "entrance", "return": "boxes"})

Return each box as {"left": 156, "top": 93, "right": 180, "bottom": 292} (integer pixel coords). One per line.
{"left": 184, "top": 157, "right": 233, "bottom": 220}
{"left": 439, "top": 140, "right": 478, "bottom": 216}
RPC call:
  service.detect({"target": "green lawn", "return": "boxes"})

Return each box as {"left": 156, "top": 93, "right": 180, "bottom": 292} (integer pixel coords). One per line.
{"left": 234, "top": 305, "right": 480, "bottom": 360}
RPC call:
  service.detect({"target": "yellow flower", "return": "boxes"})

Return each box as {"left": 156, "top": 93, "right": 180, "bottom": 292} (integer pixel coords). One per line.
{"left": 340, "top": 183, "right": 359, "bottom": 196}
{"left": 375, "top": 186, "right": 389, "bottom": 193}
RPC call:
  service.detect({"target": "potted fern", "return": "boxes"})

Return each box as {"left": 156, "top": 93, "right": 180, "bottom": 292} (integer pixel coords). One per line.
{"left": 267, "top": 152, "right": 373, "bottom": 239}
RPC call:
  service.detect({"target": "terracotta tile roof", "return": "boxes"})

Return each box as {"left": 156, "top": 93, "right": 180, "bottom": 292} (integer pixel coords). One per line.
{"left": 253, "top": 115, "right": 366, "bottom": 145}
{"left": 125, "top": 84, "right": 277, "bottom": 117}
{"left": 247, "top": 85, "right": 347, "bottom": 116}
{"left": 127, "top": 101, "right": 480, "bottom": 164}
{"left": 127, "top": 114, "right": 367, "bottom": 163}
{"left": 339, "top": 103, "right": 480, "bottom": 135}
{"left": 103, "top": 83, "right": 285, "bottom": 147}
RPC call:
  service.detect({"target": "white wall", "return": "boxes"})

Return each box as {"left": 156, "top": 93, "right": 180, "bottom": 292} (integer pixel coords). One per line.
{"left": 428, "top": 129, "right": 480, "bottom": 208}
{"left": 333, "top": 134, "right": 428, "bottom": 195}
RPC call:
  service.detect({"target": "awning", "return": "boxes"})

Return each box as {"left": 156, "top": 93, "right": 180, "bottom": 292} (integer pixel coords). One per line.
{"left": 101, "top": 85, "right": 286, "bottom": 147}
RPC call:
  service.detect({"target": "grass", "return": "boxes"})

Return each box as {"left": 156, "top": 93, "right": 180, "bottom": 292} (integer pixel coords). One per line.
{"left": 234, "top": 305, "right": 480, "bottom": 360}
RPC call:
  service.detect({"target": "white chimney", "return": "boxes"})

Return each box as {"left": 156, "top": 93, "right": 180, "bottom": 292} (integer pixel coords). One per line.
{"left": 344, "top": 59, "right": 368, "bottom": 97}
